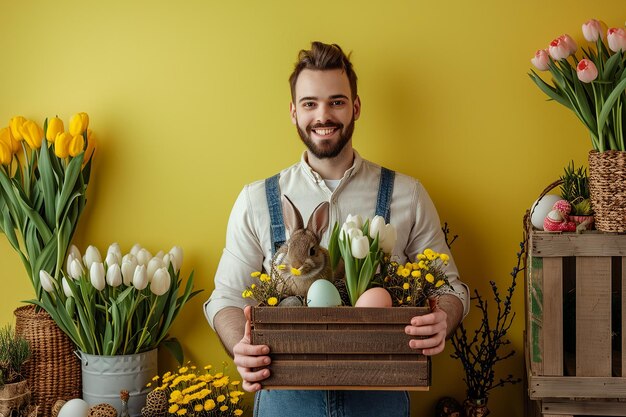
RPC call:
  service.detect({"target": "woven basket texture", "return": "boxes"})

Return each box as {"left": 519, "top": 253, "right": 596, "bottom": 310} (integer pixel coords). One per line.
{"left": 589, "top": 150, "right": 626, "bottom": 233}
{"left": 14, "top": 305, "right": 81, "bottom": 417}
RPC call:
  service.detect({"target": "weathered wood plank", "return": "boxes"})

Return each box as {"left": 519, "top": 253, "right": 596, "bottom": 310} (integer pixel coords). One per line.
{"left": 542, "top": 399, "right": 626, "bottom": 416}
{"left": 532, "top": 232, "right": 626, "bottom": 257}
{"left": 623, "top": 257, "right": 626, "bottom": 377}
{"left": 529, "top": 376, "right": 626, "bottom": 399}
{"left": 252, "top": 306, "right": 428, "bottom": 324}
{"left": 528, "top": 255, "right": 544, "bottom": 375}
{"left": 252, "top": 329, "right": 417, "bottom": 354}
{"left": 542, "top": 257, "right": 563, "bottom": 376}
{"left": 261, "top": 359, "right": 429, "bottom": 388}
{"left": 576, "top": 257, "right": 612, "bottom": 377}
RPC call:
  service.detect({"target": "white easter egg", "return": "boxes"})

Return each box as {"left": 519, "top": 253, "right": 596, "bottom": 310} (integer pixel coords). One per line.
{"left": 306, "top": 279, "right": 342, "bottom": 307}
{"left": 530, "top": 194, "right": 562, "bottom": 229}
{"left": 58, "top": 398, "right": 89, "bottom": 417}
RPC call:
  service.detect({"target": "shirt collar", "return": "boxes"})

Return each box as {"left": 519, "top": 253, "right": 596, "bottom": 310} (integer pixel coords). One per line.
{"left": 299, "top": 149, "right": 363, "bottom": 182}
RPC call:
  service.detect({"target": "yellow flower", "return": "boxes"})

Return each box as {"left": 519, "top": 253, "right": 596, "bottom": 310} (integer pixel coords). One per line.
{"left": 242, "top": 290, "right": 253, "bottom": 298}
{"left": 230, "top": 380, "right": 241, "bottom": 386}
{"left": 19, "top": 120, "right": 43, "bottom": 149}
{"left": 260, "top": 273, "right": 270, "bottom": 282}
{"left": 9, "top": 116, "right": 26, "bottom": 141}
{"left": 402, "top": 283, "right": 410, "bottom": 290}
{"left": 251, "top": 271, "right": 261, "bottom": 277}
{"left": 251, "top": 284, "right": 256, "bottom": 289}
{"left": 203, "top": 365, "right": 212, "bottom": 370}
{"left": 0, "top": 141, "right": 11, "bottom": 165}
{"left": 411, "top": 270, "right": 421, "bottom": 278}
{"left": 435, "top": 280, "right": 445, "bottom": 288}
{"left": 425, "top": 273, "right": 434, "bottom": 283}
{"left": 277, "top": 264, "right": 286, "bottom": 270}
{"left": 54, "top": 132, "right": 72, "bottom": 158}
{"left": 145, "top": 382, "right": 151, "bottom": 388}
{"left": 179, "top": 366, "right": 188, "bottom": 373}
{"left": 194, "top": 404, "right": 203, "bottom": 412}
{"left": 440, "top": 253, "right": 449, "bottom": 262}
{"left": 220, "top": 405, "right": 228, "bottom": 412}
{"left": 217, "top": 395, "right": 226, "bottom": 403}
{"left": 396, "top": 266, "right": 404, "bottom": 275}
{"left": 417, "top": 254, "right": 426, "bottom": 260}
{"left": 267, "top": 297, "right": 278, "bottom": 306}
{"left": 152, "top": 375, "right": 160, "bottom": 381}
{"left": 230, "top": 397, "right": 240, "bottom": 404}
{"left": 68, "top": 134, "right": 85, "bottom": 157}
{"left": 418, "top": 260, "right": 426, "bottom": 269}
{"left": 176, "top": 409, "right": 187, "bottom": 415}
{"left": 170, "top": 390, "right": 183, "bottom": 402}
{"left": 400, "top": 269, "right": 410, "bottom": 278}
{"left": 406, "top": 296, "right": 412, "bottom": 301}
{"left": 46, "top": 116, "right": 64, "bottom": 142}
{"left": 204, "top": 399, "right": 216, "bottom": 411}
{"left": 234, "top": 410, "right": 244, "bottom": 416}
{"left": 69, "top": 112, "right": 89, "bottom": 136}
{"left": 412, "top": 262, "right": 419, "bottom": 269}
{"left": 290, "top": 267, "right": 301, "bottom": 276}
{"left": 168, "top": 404, "right": 180, "bottom": 413}
{"left": 424, "top": 248, "right": 434, "bottom": 257}
{"left": 404, "top": 262, "right": 413, "bottom": 271}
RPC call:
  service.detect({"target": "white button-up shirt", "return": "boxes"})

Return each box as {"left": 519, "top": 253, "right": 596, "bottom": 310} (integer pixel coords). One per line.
{"left": 204, "top": 151, "right": 469, "bottom": 328}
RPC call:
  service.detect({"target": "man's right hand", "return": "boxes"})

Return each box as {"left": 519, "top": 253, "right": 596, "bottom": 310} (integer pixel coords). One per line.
{"left": 233, "top": 305, "right": 272, "bottom": 392}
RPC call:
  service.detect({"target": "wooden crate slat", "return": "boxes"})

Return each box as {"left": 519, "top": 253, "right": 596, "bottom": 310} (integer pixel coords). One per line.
{"left": 542, "top": 399, "right": 626, "bottom": 416}
{"left": 263, "top": 359, "right": 429, "bottom": 388}
{"left": 251, "top": 306, "right": 428, "bottom": 324}
{"left": 576, "top": 256, "right": 612, "bottom": 377}
{"left": 252, "top": 329, "right": 416, "bottom": 354}
{"left": 529, "top": 375, "right": 626, "bottom": 399}
{"left": 532, "top": 232, "right": 626, "bottom": 257}
{"left": 542, "top": 257, "right": 563, "bottom": 376}
{"left": 528, "top": 255, "right": 544, "bottom": 375}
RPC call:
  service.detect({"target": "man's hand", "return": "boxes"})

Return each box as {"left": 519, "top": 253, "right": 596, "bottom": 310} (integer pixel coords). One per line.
{"left": 405, "top": 294, "right": 463, "bottom": 356}
{"left": 232, "top": 305, "right": 272, "bottom": 392}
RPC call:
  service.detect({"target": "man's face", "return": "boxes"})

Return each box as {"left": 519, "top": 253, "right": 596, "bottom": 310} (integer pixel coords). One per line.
{"left": 290, "top": 69, "right": 361, "bottom": 159}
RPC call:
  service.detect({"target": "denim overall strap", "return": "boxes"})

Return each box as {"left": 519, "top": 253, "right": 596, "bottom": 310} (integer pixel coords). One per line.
{"left": 375, "top": 167, "right": 395, "bottom": 223}
{"left": 265, "top": 173, "right": 285, "bottom": 256}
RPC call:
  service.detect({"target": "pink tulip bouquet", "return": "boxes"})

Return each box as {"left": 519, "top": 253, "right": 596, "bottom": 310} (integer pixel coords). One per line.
{"left": 529, "top": 19, "right": 626, "bottom": 152}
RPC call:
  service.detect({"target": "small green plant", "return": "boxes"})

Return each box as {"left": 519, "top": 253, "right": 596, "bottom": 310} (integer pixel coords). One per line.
{"left": 0, "top": 325, "right": 30, "bottom": 386}
{"left": 560, "top": 161, "right": 593, "bottom": 215}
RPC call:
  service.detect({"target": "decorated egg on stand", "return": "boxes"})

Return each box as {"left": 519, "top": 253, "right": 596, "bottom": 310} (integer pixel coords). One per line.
{"left": 355, "top": 287, "right": 392, "bottom": 307}
{"left": 530, "top": 194, "right": 562, "bottom": 229}
{"left": 306, "top": 279, "right": 342, "bottom": 307}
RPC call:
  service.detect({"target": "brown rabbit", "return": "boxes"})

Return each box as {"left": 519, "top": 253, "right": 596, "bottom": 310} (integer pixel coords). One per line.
{"left": 274, "top": 195, "right": 333, "bottom": 297}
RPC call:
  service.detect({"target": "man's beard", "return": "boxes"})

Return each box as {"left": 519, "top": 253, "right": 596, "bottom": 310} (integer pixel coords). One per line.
{"left": 296, "top": 116, "right": 355, "bottom": 159}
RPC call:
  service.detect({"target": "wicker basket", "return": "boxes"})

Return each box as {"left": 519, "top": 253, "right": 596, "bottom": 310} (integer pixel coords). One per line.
{"left": 588, "top": 149, "right": 626, "bottom": 232}
{"left": 14, "top": 305, "right": 81, "bottom": 417}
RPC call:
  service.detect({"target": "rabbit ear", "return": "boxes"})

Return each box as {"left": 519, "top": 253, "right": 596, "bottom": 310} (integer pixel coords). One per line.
{"left": 282, "top": 195, "right": 304, "bottom": 234}
{"left": 307, "top": 201, "right": 330, "bottom": 239}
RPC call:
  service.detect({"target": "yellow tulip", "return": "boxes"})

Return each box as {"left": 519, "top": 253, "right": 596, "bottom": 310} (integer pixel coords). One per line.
{"left": 0, "top": 127, "right": 19, "bottom": 154}
{"left": 0, "top": 141, "right": 11, "bottom": 165}
{"left": 46, "top": 117, "right": 64, "bottom": 143}
{"left": 84, "top": 129, "right": 96, "bottom": 160}
{"left": 19, "top": 120, "right": 43, "bottom": 149}
{"left": 68, "top": 135, "right": 85, "bottom": 157}
{"left": 69, "top": 112, "right": 89, "bottom": 136}
{"left": 54, "top": 132, "right": 72, "bottom": 158}
{"left": 9, "top": 116, "right": 26, "bottom": 141}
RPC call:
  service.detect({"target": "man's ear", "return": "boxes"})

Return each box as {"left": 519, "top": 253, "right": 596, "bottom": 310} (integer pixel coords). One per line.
{"left": 289, "top": 101, "right": 297, "bottom": 125}
{"left": 353, "top": 95, "right": 361, "bottom": 121}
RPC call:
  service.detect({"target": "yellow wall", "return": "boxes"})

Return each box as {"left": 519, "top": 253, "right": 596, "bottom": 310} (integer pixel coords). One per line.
{"left": 1, "top": 1, "right": 624, "bottom": 415}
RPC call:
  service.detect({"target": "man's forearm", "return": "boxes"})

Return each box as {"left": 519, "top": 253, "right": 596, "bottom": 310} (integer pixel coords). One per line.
{"left": 438, "top": 294, "right": 464, "bottom": 338}
{"left": 213, "top": 306, "right": 246, "bottom": 357}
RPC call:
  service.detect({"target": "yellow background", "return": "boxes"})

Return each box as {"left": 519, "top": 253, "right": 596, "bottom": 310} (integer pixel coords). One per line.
{"left": 1, "top": 1, "right": 623, "bottom": 415}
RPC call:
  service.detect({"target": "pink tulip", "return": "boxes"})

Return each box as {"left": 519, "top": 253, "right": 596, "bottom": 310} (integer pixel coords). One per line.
{"left": 576, "top": 59, "right": 598, "bottom": 83}
{"left": 562, "top": 34, "right": 578, "bottom": 54}
{"left": 582, "top": 19, "right": 604, "bottom": 41}
{"left": 549, "top": 35, "right": 574, "bottom": 60}
{"left": 531, "top": 49, "right": 550, "bottom": 71}
{"left": 607, "top": 27, "right": 626, "bottom": 52}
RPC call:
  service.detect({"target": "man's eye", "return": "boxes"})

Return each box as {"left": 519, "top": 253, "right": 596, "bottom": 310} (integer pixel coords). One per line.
{"left": 303, "top": 102, "right": 315, "bottom": 108}
{"left": 331, "top": 100, "right": 345, "bottom": 106}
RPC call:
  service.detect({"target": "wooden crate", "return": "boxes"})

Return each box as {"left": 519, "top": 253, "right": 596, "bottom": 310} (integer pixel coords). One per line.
{"left": 250, "top": 306, "right": 430, "bottom": 390}
{"left": 526, "top": 231, "right": 626, "bottom": 416}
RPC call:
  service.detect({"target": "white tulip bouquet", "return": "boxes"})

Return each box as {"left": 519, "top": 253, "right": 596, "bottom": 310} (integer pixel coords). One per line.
{"left": 32, "top": 243, "right": 201, "bottom": 362}
{"left": 328, "top": 214, "right": 397, "bottom": 306}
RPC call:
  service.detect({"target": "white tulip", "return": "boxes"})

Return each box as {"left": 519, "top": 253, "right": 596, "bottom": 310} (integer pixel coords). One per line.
{"left": 106, "top": 243, "right": 122, "bottom": 266}
{"left": 147, "top": 257, "right": 164, "bottom": 282}
{"left": 154, "top": 250, "right": 165, "bottom": 260}
{"left": 339, "top": 221, "right": 358, "bottom": 241}
{"left": 347, "top": 227, "right": 364, "bottom": 241}
{"left": 105, "top": 252, "right": 120, "bottom": 268}
{"left": 150, "top": 267, "right": 171, "bottom": 296}
{"left": 106, "top": 263, "right": 123, "bottom": 287}
{"left": 122, "top": 253, "right": 136, "bottom": 264}
{"left": 130, "top": 243, "right": 143, "bottom": 256}
{"left": 136, "top": 248, "right": 152, "bottom": 266}
{"left": 162, "top": 254, "right": 171, "bottom": 270}
{"left": 121, "top": 258, "right": 138, "bottom": 286}
{"left": 345, "top": 214, "right": 363, "bottom": 229}
{"left": 68, "top": 244, "right": 82, "bottom": 263}
{"left": 351, "top": 235, "right": 370, "bottom": 259}
{"left": 169, "top": 246, "right": 183, "bottom": 273}
{"left": 380, "top": 224, "right": 397, "bottom": 254}
{"left": 66, "top": 253, "right": 77, "bottom": 276}
{"left": 62, "top": 277, "right": 73, "bottom": 298}
{"left": 369, "top": 216, "right": 386, "bottom": 241}
{"left": 69, "top": 258, "right": 85, "bottom": 280}
{"left": 132, "top": 265, "right": 149, "bottom": 290}
{"left": 39, "top": 270, "right": 55, "bottom": 293}
{"left": 90, "top": 262, "right": 106, "bottom": 291}
{"left": 83, "top": 245, "right": 102, "bottom": 269}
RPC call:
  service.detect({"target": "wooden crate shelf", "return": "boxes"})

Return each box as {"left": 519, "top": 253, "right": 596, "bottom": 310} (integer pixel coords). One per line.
{"left": 526, "top": 231, "right": 626, "bottom": 416}
{"left": 250, "top": 306, "right": 430, "bottom": 390}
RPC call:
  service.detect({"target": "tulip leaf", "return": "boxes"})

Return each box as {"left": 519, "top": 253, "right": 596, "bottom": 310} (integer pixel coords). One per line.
{"left": 602, "top": 51, "right": 622, "bottom": 81}
{"left": 528, "top": 71, "right": 572, "bottom": 109}
{"left": 2, "top": 207, "right": 20, "bottom": 252}
{"left": 598, "top": 76, "right": 626, "bottom": 132}
{"left": 357, "top": 255, "right": 374, "bottom": 295}
{"left": 14, "top": 189, "right": 52, "bottom": 242}
{"left": 55, "top": 154, "right": 83, "bottom": 223}
{"left": 328, "top": 222, "right": 341, "bottom": 269}
{"left": 38, "top": 140, "right": 56, "bottom": 228}
{"left": 161, "top": 338, "right": 184, "bottom": 365}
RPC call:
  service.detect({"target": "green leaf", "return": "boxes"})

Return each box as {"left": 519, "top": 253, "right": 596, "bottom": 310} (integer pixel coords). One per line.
{"left": 38, "top": 140, "right": 57, "bottom": 228}
{"left": 55, "top": 153, "right": 84, "bottom": 223}
{"left": 598, "top": 76, "right": 626, "bottom": 132}
{"left": 528, "top": 71, "right": 572, "bottom": 108}
{"left": 161, "top": 338, "right": 184, "bottom": 365}
{"left": 602, "top": 51, "right": 622, "bottom": 81}
{"left": 328, "top": 222, "right": 341, "bottom": 269}
{"left": 356, "top": 255, "right": 374, "bottom": 295}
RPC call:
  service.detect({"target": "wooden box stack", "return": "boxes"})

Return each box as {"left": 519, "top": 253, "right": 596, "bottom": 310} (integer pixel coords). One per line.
{"left": 526, "top": 231, "right": 626, "bottom": 416}
{"left": 250, "top": 306, "right": 430, "bottom": 390}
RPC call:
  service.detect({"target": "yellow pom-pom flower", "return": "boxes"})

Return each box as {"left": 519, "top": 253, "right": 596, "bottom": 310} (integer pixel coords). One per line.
{"left": 267, "top": 297, "right": 278, "bottom": 306}
{"left": 251, "top": 271, "right": 261, "bottom": 277}
{"left": 425, "top": 273, "right": 435, "bottom": 283}
{"left": 402, "top": 283, "right": 410, "bottom": 290}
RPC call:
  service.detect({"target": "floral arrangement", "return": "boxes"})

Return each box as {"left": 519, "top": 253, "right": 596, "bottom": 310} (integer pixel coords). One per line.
{"left": 529, "top": 19, "right": 626, "bottom": 152}
{"left": 378, "top": 248, "right": 452, "bottom": 307}
{"left": 32, "top": 243, "right": 201, "bottom": 361}
{"left": 0, "top": 113, "right": 95, "bottom": 300}
{"left": 143, "top": 362, "right": 246, "bottom": 416}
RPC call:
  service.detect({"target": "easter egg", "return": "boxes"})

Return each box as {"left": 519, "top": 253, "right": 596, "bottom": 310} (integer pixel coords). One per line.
{"left": 355, "top": 287, "right": 392, "bottom": 307}
{"left": 58, "top": 398, "right": 89, "bottom": 417}
{"left": 530, "top": 194, "right": 562, "bottom": 229}
{"left": 306, "top": 279, "right": 342, "bottom": 307}
{"left": 279, "top": 296, "right": 303, "bottom": 306}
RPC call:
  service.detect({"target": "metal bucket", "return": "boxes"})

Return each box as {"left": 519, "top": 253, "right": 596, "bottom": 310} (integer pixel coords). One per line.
{"left": 78, "top": 349, "right": 157, "bottom": 417}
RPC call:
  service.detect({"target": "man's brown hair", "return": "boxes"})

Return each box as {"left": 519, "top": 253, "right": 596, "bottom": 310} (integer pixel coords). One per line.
{"left": 289, "top": 41, "right": 358, "bottom": 102}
